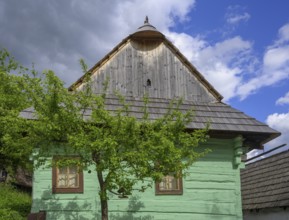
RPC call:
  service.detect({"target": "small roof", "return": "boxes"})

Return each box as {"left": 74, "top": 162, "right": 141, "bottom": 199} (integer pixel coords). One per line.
{"left": 241, "top": 150, "right": 289, "bottom": 210}
{"left": 132, "top": 16, "right": 164, "bottom": 38}
{"left": 136, "top": 16, "right": 158, "bottom": 32}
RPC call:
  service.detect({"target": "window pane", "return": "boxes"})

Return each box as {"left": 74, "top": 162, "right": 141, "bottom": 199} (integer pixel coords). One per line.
{"left": 59, "top": 167, "right": 67, "bottom": 175}
{"left": 57, "top": 174, "right": 68, "bottom": 187}
{"left": 159, "top": 175, "right": 179, "bottom": 190}
{"left": 57, "top": 165, "right": 79, "bottom": 188}
{"left": 69, "top": 165, "right": 77, "bottom": 174}
{"left": 68, "top": 173, "right": 78, "bottom": 187}
{"left": 172, "top": 177, "right": 179, "bottom": 189}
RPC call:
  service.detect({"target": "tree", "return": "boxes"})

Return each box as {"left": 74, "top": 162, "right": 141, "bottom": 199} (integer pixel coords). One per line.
{"left": 28, "top": 71, "right": 209, "bottom": 220}
{"left": 0, "top": 49, "right": 33, "bottom": 174}
{"left": 1, "top": 51, "right": 209, "bottom": 220}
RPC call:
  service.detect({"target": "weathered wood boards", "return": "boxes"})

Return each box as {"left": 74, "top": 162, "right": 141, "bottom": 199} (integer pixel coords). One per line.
{"left": 78, "top": 40, "right": 216, "bottom": 103}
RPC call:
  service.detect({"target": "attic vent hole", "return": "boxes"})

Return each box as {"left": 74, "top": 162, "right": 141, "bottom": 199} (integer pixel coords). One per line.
{"left": 147, "top": 79, "right": 151, "bottom": 87}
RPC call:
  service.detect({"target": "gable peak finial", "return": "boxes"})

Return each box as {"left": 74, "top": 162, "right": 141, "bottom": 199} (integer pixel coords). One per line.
{"left": 144, "top": 16, "right": 149, "bottom": 24}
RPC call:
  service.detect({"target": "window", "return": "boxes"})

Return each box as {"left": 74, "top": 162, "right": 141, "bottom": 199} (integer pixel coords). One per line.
{"left": 146, "top": 79, "right": 151, "bottom": 87}
{"left": 155, "top": 173, "right": 183, "bottom": 195}
{"left": 52, "top": 157, "right": 83, "bottom": 193}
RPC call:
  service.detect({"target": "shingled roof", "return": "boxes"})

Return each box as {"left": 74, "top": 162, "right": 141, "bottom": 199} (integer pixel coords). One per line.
{"left": 241, "top": 150, "right": 289, "bottom": 210}
{"left": 21, "top": 18, "right": 280, "bottom": 149}
{"left": 20, "top": 95, "right": 280, "bottom": 148}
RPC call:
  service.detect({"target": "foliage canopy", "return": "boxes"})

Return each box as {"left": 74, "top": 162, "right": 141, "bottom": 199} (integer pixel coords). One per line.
{"left": 0, "top": 49, "right": 209, "bottom": 220}
{"left": 0, "top": 49, "right": 33, "bottom": 172}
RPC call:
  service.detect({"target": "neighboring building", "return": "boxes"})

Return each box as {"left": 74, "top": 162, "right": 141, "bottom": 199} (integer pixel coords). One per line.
{"left": 25, "top": 18, "right": 280, "bottom": 220}
{"left": 241, "top": 149, "right": 289, "bottom": 220}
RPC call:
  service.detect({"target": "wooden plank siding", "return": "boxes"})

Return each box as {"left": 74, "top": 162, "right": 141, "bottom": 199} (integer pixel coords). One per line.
{"left": 107, "top": 138, "right": 243, "bottom": 220}
{"left": 31, "top": 138, "right": 243, "bottom": 220}
{"left": 31, "top": 159, "right": 99, "bottom": 220}
{"left": 78, "top": 40, "right": 216, "bottom": 103}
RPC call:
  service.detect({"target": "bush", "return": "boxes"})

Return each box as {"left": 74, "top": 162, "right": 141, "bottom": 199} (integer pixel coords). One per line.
{"left": 0, "top": 208, "right": 23, "bottom": 220}
{"left": 0, "top": 183, "right": 31, "bottom": 220}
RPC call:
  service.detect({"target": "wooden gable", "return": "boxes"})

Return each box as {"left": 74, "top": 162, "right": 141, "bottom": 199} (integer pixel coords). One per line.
{"left": 70, "top": 20, "right": 222, "bottom": 103}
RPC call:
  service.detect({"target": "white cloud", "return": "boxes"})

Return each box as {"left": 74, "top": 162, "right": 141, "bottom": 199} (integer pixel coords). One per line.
{"left": 226, "top": 12, "right": 250, "bottom": 25}
{"left": 225, "top": 5, "right": 250, "bottom": 26}
{"left": 167, "top": 33, "right": 253, "bottom": 101}
{"left": 197, "top": 37, "right": 252, "bottom": 64}
{"left": 116, "top": 0, "right": 195, "bottom": 33}
{"left": 263, "top": 46, "right": 289, "bottom": 70}
{"left": 237, "top": 65, "right": 289, "bottom": 100}
{"left": 276, "top": 91, "right": 289, "bottom": 105}
{"left": 247, "top": 108, "right": 289, "bottom": 160}
{"left": 201, "top": 63, "right": 242, "bottom": 101}
{"left": 247, "top": 149, "right": 263, "bottom": 159}
{"left": 275, "top": 23, "right": 289, "bottom": 45}
{"left": 166, "top": 32, "right": 207, "bottom": 61}
{"left": 181, "top": 21, "right": 289, "bottom": 102}
{"left": 236, "top": 23, "right": 289, "bottom": 100}
{"left": 266, "top": 112, "right": 289, "bottom": 148}
{"left": 246, "top": 149, "right": 266, "bottom": 163}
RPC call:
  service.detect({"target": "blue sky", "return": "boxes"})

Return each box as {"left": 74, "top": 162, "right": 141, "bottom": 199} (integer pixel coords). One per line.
{"left": 1, "top": 0, "right": 289, "bottom": 155}
{"left": 187, "top": 0, "right": 289, "bottom": 121}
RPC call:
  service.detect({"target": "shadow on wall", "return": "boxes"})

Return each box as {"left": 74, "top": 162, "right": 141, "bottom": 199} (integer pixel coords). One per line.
{"left": 29, "top": 190, "right": 92, "bottom": 220}
{"left": 29, "top": 191, "right": 154, "bottom": 220}
{"left": 109, "top": 195, "right": 154, "bottom": 220}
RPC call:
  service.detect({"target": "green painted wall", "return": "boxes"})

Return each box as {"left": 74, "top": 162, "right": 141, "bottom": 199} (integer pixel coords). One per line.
{"left": 107, "top": 138, "right": 243, "bottom": 220}
{"left": 31, "top": 157, "right": 100, "bottom": 220}
{"left": 31, "top": 138, "right": 243, "bottom": 220}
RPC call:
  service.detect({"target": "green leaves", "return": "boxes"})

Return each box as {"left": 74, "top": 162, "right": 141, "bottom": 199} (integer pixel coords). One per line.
{"left": 0, "top": 50, "right": 209, "bottom": 220}
{"left": 0, "top": 184, "right": 31, "bottom": 219}
{"left": 65, "top": 81, "right": 209, "bottom": 195}
{"left": 0, "top": 49, "right": 34, "bottom": 172}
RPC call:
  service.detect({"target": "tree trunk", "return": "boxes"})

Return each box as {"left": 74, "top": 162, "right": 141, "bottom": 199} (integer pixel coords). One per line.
{"left": 97, "top": 169, "right": 109, "bottom": 220}
{"left": 100, "top": 197, "right": 109, "bottom": 220}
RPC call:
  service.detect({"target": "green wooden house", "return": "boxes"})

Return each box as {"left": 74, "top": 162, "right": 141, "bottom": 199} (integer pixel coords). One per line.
{"left": 25, "top": 18, "right": 280, "bottom": 220}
